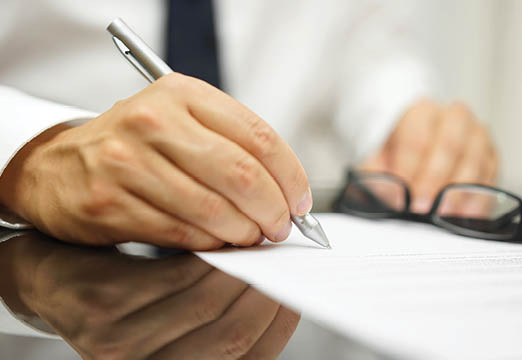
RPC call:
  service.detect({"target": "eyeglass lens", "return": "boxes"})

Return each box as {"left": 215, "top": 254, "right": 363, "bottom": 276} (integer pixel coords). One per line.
{"left": 343, "top": 173, "right": 521, "bottom": 239}
{"left": 344, "top": 176, "right": 406, "bottom": 215}
{"left": 435, "top": 186, "right": 521, "bottom": 238}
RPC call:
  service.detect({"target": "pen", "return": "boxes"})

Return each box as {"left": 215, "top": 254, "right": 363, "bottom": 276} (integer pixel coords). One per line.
{"left": 107, "top": 18, "right": 331, "bottom": 249}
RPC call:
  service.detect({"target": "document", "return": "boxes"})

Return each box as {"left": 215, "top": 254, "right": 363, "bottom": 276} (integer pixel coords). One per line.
{"left": 197, "top": 213, "right": 522, "bottom": 360}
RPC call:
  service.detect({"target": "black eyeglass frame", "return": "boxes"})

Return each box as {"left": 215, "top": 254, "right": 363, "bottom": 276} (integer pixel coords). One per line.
{"left": 333, "top": 169, "right": 522, "bottom": 243}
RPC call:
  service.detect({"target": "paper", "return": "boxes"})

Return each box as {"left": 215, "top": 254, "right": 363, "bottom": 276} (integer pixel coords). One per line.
{"left": 197, "top": 213, "right": 522, "bottom": 360}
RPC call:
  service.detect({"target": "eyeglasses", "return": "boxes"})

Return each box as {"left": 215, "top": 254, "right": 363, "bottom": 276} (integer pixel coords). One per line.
{"left": 333, "top": 169, "right": 522, "bottom": 243}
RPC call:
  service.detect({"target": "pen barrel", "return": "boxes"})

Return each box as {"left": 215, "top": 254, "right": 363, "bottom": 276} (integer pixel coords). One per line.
{"left": 291, "top": 214, "right": 318, "bottom": 234}
{"left": 107, "top": 18, "right": 173, "bottom": 80}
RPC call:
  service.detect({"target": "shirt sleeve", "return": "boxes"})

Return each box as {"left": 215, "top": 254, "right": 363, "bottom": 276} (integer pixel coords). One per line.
{"left": 0, "top": 85, "right": 97, "bottom": 229}
{"left": 333, "top": 2, "right": 442, "bottom": 164}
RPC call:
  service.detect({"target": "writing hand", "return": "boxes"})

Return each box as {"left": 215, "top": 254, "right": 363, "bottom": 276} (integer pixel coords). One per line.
{"left": 0, "top": 74, "right": 312, "bottom": 249}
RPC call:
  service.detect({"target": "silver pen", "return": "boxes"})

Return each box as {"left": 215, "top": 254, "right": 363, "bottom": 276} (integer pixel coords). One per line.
{"left": 107, "top": 18, "right": 331, "bottom": 249}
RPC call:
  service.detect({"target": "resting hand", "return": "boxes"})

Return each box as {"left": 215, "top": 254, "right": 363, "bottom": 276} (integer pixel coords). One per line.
{"left": 0, "top": 74, "right": 311, "bottom": 249}
{"left": 361, "top": 99, "right": 498, "bottom": 213}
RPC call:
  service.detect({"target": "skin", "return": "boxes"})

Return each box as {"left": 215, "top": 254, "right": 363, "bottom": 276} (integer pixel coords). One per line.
{"left": 361, "top": 99, "right": 498, "bottom": 213}
{"left": 0, "top": 74, "right": 312, "bottom": 250}
{"left": 0, "top": 232, "right": 300, "bottom": 360}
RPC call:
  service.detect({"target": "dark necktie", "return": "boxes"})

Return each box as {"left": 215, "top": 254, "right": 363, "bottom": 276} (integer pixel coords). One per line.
{"left": 158, "top": 0, "right": 221, "bottom": 257}
{"left": 167, "top": 0, "right": 222, "bottom": 89}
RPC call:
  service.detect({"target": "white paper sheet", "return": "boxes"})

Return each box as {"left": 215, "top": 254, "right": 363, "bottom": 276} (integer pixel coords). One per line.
{"left": 196, "top": 213, "right": 522, "bottom": 360}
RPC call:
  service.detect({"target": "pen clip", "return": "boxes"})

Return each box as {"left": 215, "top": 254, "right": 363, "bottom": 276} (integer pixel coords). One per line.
{"left": 112, "top": 36, "right": 155, "bottom": 83}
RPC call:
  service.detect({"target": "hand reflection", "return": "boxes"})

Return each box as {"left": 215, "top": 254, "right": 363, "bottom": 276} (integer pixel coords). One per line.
{"left": 1, "top": 232, "right": 299, "bottom": 359}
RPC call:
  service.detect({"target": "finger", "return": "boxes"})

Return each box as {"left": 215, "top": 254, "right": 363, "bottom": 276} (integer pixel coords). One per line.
{"left": 242, "top": 307, "right": 300, "bottom": 360}
{"left": 144, "top": 112, "right": 292, "bottom": 243}
{"left": 83, "top": 185, "right": 226, "bottom": 250}
{"left": 107, "top": 269, "right": 248, "bottom": 359}
{"left": 118, "top": 255, "right": 213, "bottom": 310}
{"left": 151, "top": 287, "right": 280, "bottom": 359}
{"left": 359, "top": 146, "right": 389, "bottom": 172}
{"left": 388, "top": 99, "right": 439, "bottom": 182}
{"left": 441, "top": 125, "right": 496, "bottom": 216}
{"left": 156, "top": 74, "right": 312, "bottom": 217}
{"left": 455, "top": 151, "right": 498, "bottom": 219}
{"left": 459, "top": 191, "right": 496, "bottom": 218}
{"left": 486, "top": 148, "right": 499, "bottom": 185}
{"left": 451, "top": 124, "right": 495, "bottom": 185}
{"left": 112, "top": 145, "right": 262, "bottom": 247}
{"left": 411, "top": 103, "right": 474, "bottom": 213}
{"left": 59, "top": 254, "right": 214, "bottom": 326}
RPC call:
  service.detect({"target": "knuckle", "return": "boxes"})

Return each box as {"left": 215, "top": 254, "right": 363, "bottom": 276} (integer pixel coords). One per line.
{"left": 241, "top": 224, "right": 261, "bottom": 246}
{"left": 416, "top": 97, "right": 438, "bottom": 109}
{"left": 230, "top": 156, "right": 261, "bottom": 197}
{"left": 159, "top": 72, "right": 189, "bottom": 89}
{"left": 271, "top": 207, "right": 290, "bottom": 229}
{"left": 287, "top": 165, "right": 309, "bottom": 195}
{"left": 111, "top": 98, "right": 130, "bottom": 112}
{"left": 159, "top": 72, "right": 208, "bottom": 95}
{"left": 400, "top": 133, "right": 430, "bottom": 153}
{"left": 219, "top": 322, "right": 257, "bottom": 358}
{"left": 159, "top": 72, "right": 185, "bottom": 87}
{"left": 98, "top": 138, "right": 134, "bottom": 163}
{"left": 84, "top": 336, "right": 130, "bottom": 360}
{"left": 123, "top": 102, "right": 163, "bottom": 133}
{"left": 73, "top": 291, "right": 123, "bottom": 333}
{"left": 406, "top": 98, "right": 438, "bottom": 119}
{"left": 197, "top": 193, "right": 226, "bottom": 224}
{"left": 164, "top": 222, "right": 194, "bottom": 248}
{"left": 78, "top": 284, "right": 124, "bottom": 317}
{"left": 249, "top": 119, "right": 278, "bottom": 158}
{"left": 192, "top": 290, "right": 222, "bottom": 324}
{"left": 164, "top": 257, "right": 208, "bottom": 287}
{"left": 439, "top": 133, "right": 465, "bottom": 156}
{"left": 81, "top": 181, "right": 118, "bottom": 218}
{"left": 448, "top": 101, "right": 473, "bottom": 120}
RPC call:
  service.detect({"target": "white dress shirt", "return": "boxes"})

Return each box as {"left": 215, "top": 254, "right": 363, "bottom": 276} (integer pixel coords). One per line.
{"left": 0, "top": 0, "right": 437, "bottom": 342}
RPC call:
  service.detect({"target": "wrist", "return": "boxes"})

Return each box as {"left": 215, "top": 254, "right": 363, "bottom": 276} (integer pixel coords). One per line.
{"left": 0, "top": 123, "right": 72, "bottom": 221}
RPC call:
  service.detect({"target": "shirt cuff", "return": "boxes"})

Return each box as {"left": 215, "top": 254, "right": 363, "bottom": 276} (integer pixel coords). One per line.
{"left": 0, "top": 87, "right": 97, "bottom": 229}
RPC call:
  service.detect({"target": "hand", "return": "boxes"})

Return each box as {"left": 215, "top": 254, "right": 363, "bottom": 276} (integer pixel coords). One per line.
{"left": 361, "top": 99, "right": 498, "bottom": 213}
{"left": 0, "top": 232, "right": 299, "bottom": 360}
{"left": 0, "top": 74, "right": 312, "bottom": 249}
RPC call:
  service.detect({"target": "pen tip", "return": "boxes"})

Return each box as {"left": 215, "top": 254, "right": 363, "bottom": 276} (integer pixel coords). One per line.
{"left": 304, "top": 222, "right": 331, "bottom": 249}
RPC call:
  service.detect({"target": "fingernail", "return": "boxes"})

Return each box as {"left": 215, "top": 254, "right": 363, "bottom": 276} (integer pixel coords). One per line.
{"left": 411, "top": 197, "right": 431, "bottom": 213}
{"left": 296, "top": 188, "right": 313, "bottom": 216}
{"left": 254, "top": 235, "right": 265, "bottom": 246}
{"left": 275, "top": 221, "right": 292, "bottom": 242}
